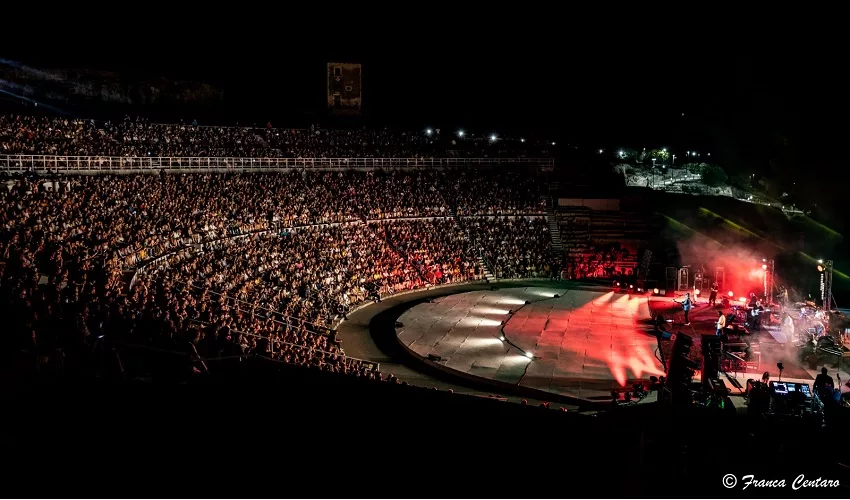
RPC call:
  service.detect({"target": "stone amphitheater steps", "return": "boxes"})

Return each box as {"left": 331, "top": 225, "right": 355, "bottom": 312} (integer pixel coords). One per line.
{"left": 478, "top": 257, "right": 496, "bottom": 281}
{"left": 547, "top": 209, "right": 563, "bottom": 259}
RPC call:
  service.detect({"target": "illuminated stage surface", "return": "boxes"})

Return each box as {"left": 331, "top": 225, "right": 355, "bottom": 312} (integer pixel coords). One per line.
{"left": 396, "top": 287, "right": 664, "bottom": 401}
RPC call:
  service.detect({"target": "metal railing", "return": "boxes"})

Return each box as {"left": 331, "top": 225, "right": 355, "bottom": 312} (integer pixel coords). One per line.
{"left": 0, "top": 155, "right": 554, "bottom": 173}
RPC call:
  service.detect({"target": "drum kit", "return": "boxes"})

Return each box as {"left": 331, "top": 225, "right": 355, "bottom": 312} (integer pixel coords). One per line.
{"left": 792, "top": 301, "right": 832, "bottom": 344}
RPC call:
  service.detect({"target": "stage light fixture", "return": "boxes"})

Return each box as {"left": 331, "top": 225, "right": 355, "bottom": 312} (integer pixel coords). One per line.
{"left": 629, "top": 284, "right": 634, "bottom": 289}
{"left": 727, "top": 291, "right": 734, "bottom": 297}
{"left": 499, "top": 335, "right": 505, "bottom": 341}
{"left": 524, "top": 351, "right": 534, "bottom": 359}
{"left": 818, "top": 259, "right": 824, "bottom": 264}
{"left": 739, "top": 297, "right": 747, "bottom": 303}
{"left": 762, "top": 264, "right": 767, "bottom": 270}
{"left": 616, "top": 282, "right": 621, "bottom": 287}
{"left": 817, "top": 264, "right": 824, "bottom": 272}
{"left": 637, "top": 288, "right": 643, "bottom": 292}
{"left": 694, "top": 289, "right": 700, "bottom": 295}
{"left": 653, "top": 288, "right": 660, "bottom": 295}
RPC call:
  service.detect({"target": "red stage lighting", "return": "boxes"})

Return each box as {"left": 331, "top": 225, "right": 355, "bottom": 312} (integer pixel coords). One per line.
{"left": 727, "top": 291, "right": 734, "bottom": 297}
{"left": 694, "top": 289, "right": 700, "bottom": 295}
{"left": 762, "top": 264, "right": 767, "bottom": 270}
{"left": 739, "top": 297, "right": 747, "bottom": 303}
{"left": 653, "top": 288, "right": 660, "bottom": 295}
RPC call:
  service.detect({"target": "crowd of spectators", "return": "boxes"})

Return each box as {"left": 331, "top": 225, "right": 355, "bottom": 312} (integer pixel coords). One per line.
{"left": 452, "top": 170, "right": 548, "bottom": 215}
{"left": 0, "top": 168, "right": 554, "bottom": 384}
{"left": 564, "top": 243, "right": 637, "bottom": 280}
{"left": 460, "top": 217, "right": 555, "bottom": 279}
{"left": 1, "top": 115, "right": 555, "bottom": 159}
{"left": 372, "top": 218, "right": 482, "bottom": 285}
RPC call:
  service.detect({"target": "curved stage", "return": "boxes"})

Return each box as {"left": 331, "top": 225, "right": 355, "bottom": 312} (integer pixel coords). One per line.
{"left": 395, "top": 286, "right": 665, "bottom": 400}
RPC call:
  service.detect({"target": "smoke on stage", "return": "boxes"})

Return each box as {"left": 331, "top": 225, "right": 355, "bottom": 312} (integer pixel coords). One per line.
{"left": 674, "top": 236, "right": 782, "bottom": 301}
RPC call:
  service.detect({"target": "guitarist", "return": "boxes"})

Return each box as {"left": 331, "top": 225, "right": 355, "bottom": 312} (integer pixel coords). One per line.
{"left": 675, "top": 292, "right": 693, "bottom": 326}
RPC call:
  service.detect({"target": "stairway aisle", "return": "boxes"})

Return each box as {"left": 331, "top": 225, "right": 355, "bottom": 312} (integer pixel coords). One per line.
{"left": 547, "top": 209, "right": 563, "bottom": 259}
{"left": 478, "top": 256, "right": 496, "bottom": 282}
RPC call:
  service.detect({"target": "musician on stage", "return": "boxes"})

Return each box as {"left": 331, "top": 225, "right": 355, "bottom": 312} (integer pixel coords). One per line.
{"left": 675, "top": 292, "right": 692, "bottom": 326}
{"left": 748, "top": 293, "right": 758, "bottom": 308}
{"left": 708, "top": 282, "right": 719, "bottom": 307}
{"left": 715, "top": 309, "right": 726, "bottom": 336}
{"left": 750, "top": 300, "right": 764, "bottom": 331}
{"left": 779, "top": 285, "right": 789, "bottom": 311}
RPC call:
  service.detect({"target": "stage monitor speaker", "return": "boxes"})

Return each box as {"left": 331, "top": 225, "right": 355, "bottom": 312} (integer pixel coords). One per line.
{"left": 701, "top": 335, "right": 721, "bottom": 381}
{"left": 678, "top": 267, "right": 690, "bottom": 292}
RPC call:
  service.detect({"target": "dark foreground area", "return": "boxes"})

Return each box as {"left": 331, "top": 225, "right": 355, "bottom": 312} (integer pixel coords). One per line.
{"left": 3, "top": 361, "right": 848, "bottom": 498}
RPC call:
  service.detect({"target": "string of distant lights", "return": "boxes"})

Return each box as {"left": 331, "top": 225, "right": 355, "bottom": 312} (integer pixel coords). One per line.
{"left": 817, "top": 259, "right": 834, "bottom": 310}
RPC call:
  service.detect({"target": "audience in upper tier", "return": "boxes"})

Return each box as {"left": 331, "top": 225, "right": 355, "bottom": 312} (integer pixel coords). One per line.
{"left": 0, "top": 170, "right": 554, "bottom": 384}
{"left": 460, "top": 217, "right": 554, "bottom": 279}
{"left": 0, "top": 115, "right": 555, "bottom": 158}
{"left": 565, "top": 243, "right": 638, "bottom": 280}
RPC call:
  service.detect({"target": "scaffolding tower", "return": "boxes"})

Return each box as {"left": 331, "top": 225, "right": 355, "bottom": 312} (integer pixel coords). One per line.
{"left": 763, "top": 259, "right": 775, "bottom": 304}
{"left": 820, "top": 259, "right": 834, "bottom": 311}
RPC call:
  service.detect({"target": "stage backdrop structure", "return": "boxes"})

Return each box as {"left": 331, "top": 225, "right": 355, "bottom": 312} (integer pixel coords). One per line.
{"left": 327, "top": 62, "right": 362, "bottom": 115}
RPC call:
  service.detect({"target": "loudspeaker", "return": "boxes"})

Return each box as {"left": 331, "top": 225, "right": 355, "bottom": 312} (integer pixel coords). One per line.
{"left": 701, "top": 335, "right": 721, "bottom": 381}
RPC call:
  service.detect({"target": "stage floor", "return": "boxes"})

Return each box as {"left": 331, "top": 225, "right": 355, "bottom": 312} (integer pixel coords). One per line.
{"left": 396, "top": 287, "right": 665, "bottom": 401}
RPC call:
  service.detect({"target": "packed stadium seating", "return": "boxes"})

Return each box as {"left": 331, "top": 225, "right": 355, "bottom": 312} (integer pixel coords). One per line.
{"left": 0, "top": 115, "right": 555, "bottom": 158}
{"left": 557, "top": 209, "right": 657, "bottom": 279}
{"left": 0, "top": 150, "right": 556, "bottom": 384}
